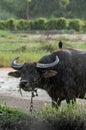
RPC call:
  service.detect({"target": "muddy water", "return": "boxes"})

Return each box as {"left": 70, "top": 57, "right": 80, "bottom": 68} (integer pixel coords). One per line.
{"left": 0, "top": 68, "right": 51, "bottom": 111}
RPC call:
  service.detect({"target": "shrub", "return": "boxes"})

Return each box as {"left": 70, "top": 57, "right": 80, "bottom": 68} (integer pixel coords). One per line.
{"left": 46, "top": 18, "right": 67, "bottom": 30}
{"left": 29, "top": 20, "right": 34, "bottom": 30}
{"left": 68, "top": 19, "right": 82, "bottom": 32}
{"left": 45, "top": 18, "right": 58, "bottom": 30}
{"left": 6, "top": 18, "right": 17, "bottom": 30}
{"left": 56, "top": 18, "right": 67, "bottom": 30}
{"left": 0, "top": 20, "right": 6, "bottom": 30}
{"left": 17, "top": 19, "right": 30, "bottom": 30}
{"left": 30, "top": 18, "right": 46, "bottom": 30}
{"left": 0, "top": 17, "right": 85, "bottom": 32}
{"left": 82, "top": 21, "right": 86, "bottom": 33}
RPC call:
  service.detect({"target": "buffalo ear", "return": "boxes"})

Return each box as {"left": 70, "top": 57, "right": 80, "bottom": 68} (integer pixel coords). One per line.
{"left": 8, "top": 71, "right": 21, "bottom": 78}
{"left": 42, "top": 70, "right": 58, "bottom": 78}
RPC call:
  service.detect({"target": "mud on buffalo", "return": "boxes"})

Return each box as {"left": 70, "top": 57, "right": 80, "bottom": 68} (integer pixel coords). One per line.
{"left": 10, "top": 47, "right": 86, "bottom": 107}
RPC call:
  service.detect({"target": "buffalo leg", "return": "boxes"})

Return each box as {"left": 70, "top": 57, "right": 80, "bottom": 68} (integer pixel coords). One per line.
{"left": 66, "top": 89, "right": 76, "bottom": 104}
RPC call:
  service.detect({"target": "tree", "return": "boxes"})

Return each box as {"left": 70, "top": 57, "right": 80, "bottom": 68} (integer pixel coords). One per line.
{"left": 61, "top": 0, "right": 70, "bottom": 8}
{"left": 26, "top": 0, "right": 31, "bottom": 19}
{"left": 59, "top": 0, "right": 70, "bottom": 17}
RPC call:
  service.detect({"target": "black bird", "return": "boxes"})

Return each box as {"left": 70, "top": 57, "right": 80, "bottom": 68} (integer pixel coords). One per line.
{"left": 58, "top": 41, "right": 63, "bottom": 49}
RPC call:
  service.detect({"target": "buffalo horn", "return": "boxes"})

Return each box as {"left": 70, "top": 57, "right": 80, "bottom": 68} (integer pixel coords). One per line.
{"left": 11, "top": 57, "right": 24, "bottom": 70}
{"left": 36, "top": 56, "right": 59, "bottom": 68}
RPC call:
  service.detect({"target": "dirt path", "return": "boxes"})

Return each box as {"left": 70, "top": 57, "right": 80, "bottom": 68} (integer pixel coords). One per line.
{"left": 0, "top": 94, "right": 51, "bottom": 112}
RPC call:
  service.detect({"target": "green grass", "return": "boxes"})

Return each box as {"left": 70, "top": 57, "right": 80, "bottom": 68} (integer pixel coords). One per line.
{"left": 0, "top": 104, "right": 30, "bottom": 127}
{"left": 40, "top": 102, "right": 86, "bottom": 121}
{"left": 0, "top": 102, "right": 86, "bottom": 129}
{"left": 0, "top": 31, "right": 86, "bottom": 67}
{"left": 0, "top": 49, "right": 49, "bottom": 67}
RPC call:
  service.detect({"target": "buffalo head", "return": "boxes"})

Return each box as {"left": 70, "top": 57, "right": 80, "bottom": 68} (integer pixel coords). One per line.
{"left": 11, "top": 56, "right": 59, "bottom": 91}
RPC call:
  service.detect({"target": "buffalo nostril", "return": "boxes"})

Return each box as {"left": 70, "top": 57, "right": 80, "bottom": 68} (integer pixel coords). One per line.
{"left": 20, "top": 80, "right": 27, "bottom": 87}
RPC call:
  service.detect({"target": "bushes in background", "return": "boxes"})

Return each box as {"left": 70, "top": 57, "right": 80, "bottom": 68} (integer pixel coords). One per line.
{"left": 45, "top": 18, "right": 58, "bottom": 30}
{"left": 0, "top": 17, "right": 85, "bottom": 32}
{"left": 29, "top": 18, "right": 46, "bottom": 30}
{"left": 56, "top": 18, "right": 67, "bottom": 30}
{"left": 17, "top": 19, "right": 30, "bottom": 30}
{"left": 6, "top": 18, "right": 17, "bottom": 30}
{"left": 68, "top": 19, "right": 83, "bottom": 32}
{"left": 0, "top": 20, "right": 7, "bottom": 30}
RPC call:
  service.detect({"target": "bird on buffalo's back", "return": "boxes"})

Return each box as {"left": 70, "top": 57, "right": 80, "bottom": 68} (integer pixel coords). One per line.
{"left": 58, "top": 41, "right": 63, "bottom": 49}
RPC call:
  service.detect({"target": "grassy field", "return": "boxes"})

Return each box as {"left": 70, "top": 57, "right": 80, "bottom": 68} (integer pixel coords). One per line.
{"left": 0, "top": 30, "right": 86, "bottom": 67}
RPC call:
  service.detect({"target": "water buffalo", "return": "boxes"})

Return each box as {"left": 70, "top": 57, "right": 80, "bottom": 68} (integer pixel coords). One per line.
{"left": 11, "top": 48, "right": 86, "bottom": 107}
